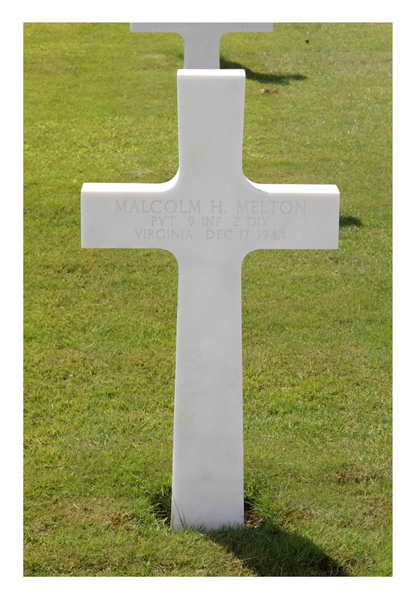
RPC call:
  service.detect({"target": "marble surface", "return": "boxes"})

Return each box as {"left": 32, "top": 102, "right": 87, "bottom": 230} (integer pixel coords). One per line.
{"left": 81, "top": 69, "right": 340, "bottom": 529}
{"left": 130, "top": 23, "right": 273, "bottom": 68}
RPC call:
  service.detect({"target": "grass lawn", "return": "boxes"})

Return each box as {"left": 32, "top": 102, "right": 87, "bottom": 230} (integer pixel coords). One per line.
{"left": 24, "top": 23, "right": 392, "bottom": 576}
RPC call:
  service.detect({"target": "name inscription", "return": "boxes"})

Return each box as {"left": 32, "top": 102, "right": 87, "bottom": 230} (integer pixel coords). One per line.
{"left": 115, "top": 197, "right": 305, "bottom": 245}
{"left": 116, "top": 198, "right": 201, "bottom": 214}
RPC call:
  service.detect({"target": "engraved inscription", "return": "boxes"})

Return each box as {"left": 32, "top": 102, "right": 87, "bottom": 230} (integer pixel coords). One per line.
{"left": 116, "top": 198, "right": 200, "bottom": 214}
{"left": 115, "top": 196, "right": 304, "bottom": 245}
{"left": 236, "top": 198, "right": 305, "bottom": 217}
{"left": 206, "top": 229, "right": 233, "bottom": 240}
{"left": 135, "top": 228, "right": 193, "bottom": 240}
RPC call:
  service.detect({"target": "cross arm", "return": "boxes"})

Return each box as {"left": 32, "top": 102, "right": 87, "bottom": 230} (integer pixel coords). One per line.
{"left": 130, "top": 23, "right": 273, "bottom": 35}
{"left": 130, "top": 23, "right": 273, "bottom": 68}
{"left": 237, "top": 182, "right": 340, "bottom": 255}
{"left": 81, "top": 178, "right": 180, "bottom": 253}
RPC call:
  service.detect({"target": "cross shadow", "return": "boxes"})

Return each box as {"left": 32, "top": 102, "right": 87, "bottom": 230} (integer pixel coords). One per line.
{"left": 175, "top": 53, "right": 307, "bottom": 86}
{"left": 220, "top": 57, "right": 307, "bottom": 86}
{"left": 340, "top": 215, "right": 362, "bottom": 228}
{"left": 207, "top": 524, "right": 348, "bottom": 576}
{"left": 150, "top": 487, "right": 348, "bottom": 577}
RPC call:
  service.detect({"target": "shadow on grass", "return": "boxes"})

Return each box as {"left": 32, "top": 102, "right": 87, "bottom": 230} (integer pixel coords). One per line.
{"left": 176, "top": 52, "right": 307, "bottom": 86}
{"left": 220, "top": 57, "right": 307, "bottom": 86}
{"left": 340, "top": 215, "right": 362, "bottom": 228}
{"left": 151, "top": 487, "right": 348, "bottom": 577}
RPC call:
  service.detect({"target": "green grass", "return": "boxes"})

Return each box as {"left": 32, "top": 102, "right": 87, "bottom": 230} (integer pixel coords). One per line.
{"left": 24, "top": 23, "right": 392, "bottom": 576}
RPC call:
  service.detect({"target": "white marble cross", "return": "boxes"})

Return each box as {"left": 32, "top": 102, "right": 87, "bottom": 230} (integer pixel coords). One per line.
{"left": 130, "top": 23, "right": 273, "bottom": 68}
{"left": 81, "top": 70, "right": 339, "bottom": 530}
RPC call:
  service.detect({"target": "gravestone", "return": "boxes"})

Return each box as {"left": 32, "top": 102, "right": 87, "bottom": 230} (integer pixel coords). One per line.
{"left": 81, "top": 69, "right": 340, "bottom": 530}
{"left": 130, "top": 23, "right": 273, "bottom": 68}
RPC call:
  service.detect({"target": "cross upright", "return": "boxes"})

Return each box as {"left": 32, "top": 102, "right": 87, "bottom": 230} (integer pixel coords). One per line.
{"left": 81, "top": 69, "right": 339, "bottom": 530}
{"left": 130, "top": 23, "right": 273, "bottom": 68}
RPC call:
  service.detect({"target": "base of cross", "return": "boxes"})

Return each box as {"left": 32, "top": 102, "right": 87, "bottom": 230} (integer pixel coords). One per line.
{"left": 81, "top": 69, "right": 339, "bottom": 530}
